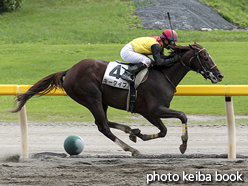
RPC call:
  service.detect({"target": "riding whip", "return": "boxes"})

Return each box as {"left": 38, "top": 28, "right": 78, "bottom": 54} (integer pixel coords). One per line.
{"left": 167, "top": 12, "right": 175, "bottom": 43}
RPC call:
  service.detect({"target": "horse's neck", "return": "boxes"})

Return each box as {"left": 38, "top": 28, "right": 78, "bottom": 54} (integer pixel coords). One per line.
{"left": 164, "top": 62, "right": 189, "bottom": 87}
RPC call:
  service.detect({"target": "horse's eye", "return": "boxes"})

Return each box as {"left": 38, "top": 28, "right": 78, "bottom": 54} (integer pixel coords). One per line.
{"left": 204, "top": 57, "right": 208, "bottom": 61}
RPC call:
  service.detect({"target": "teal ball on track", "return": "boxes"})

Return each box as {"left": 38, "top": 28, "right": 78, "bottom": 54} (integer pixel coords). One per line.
{"left": 64, "top": 135, "right": 84, "bottom": 155}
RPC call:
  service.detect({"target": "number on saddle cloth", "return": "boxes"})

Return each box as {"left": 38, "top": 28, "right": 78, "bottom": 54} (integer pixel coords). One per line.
{"left": 102, "top": 61, "right": 149, "bottom": 90}
{"left": 102, "top": 62, "right": 130, "bottom": 89}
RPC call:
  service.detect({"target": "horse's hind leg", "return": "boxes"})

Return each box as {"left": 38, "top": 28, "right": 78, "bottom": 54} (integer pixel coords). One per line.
{"left": 133, "top": 105, "right": 188, "bottom": 154}
{"left": 152, "top": 106, "right": 188, "bottom": 154}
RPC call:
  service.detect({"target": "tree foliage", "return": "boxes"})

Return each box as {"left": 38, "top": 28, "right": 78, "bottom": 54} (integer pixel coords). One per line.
{"left": 0, "top": 0, "right": 24, "bottom": 13}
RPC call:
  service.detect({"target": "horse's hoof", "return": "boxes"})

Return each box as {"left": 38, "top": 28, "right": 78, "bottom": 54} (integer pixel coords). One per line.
{"left": 132, "top": 149, "right": 140, "bottom": 156}
{"left": 129, "top": 134, "right": 137, "bottom": 143}
{"left": 179, "top": 144, "right": 187, "bottom": 154}
{"left": 131, "top": 128, "right": 141, "bottom": 135}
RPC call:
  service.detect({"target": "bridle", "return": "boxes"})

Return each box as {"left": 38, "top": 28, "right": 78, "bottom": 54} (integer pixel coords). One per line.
{"left": 162, "top": 47, "right": 218, "bottom": 92}
{"left": 180, "top": 48, "right": 217, "bottom": 80}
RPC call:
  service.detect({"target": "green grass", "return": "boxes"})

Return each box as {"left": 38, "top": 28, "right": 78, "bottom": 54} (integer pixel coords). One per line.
{"left": 0, "top": 0, "right": 248, "bottom": 45}
{"left": 199, "top": 0, "right": 248, "bottom": 28}
{"left": 1, "top": 42, "right": 247, "bottom": 85}
{"left": 0, "top": 0, "right": 248, "bottom": 122}
{"left": 0, "top": 0, "right": 142, "bottom": 44}
{"left": 0, "top": 42, "right": 248, "bottom": 122}
{"left": 0, "top": 44, "right": 124, "bottom": 84}
{"left": 0, "top": 43, "right": 138, "bottom": 122}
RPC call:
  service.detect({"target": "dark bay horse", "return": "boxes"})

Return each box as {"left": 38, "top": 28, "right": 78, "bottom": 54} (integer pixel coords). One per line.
{"left": 11, "top": 43, "right": 224, "bottom": 156}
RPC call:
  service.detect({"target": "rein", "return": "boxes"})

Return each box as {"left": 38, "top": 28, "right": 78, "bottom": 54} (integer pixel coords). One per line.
{"left": 161, "top": 69, "right": 177, "bottom": 93}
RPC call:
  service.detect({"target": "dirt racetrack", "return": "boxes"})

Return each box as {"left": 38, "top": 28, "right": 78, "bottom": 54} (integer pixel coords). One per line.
{"left": 0, "top": 117, "right": 247, "bottom": 185}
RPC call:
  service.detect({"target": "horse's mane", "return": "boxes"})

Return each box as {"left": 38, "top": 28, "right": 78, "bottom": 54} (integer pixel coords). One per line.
{"left": 169, "top": 45, "right": 190, "bottom": 55}
{"left": 168, "top": 43, "right": 203, "bottom": 56}
{"left": 154, "top": 43, "right": 203, "bottom": 70}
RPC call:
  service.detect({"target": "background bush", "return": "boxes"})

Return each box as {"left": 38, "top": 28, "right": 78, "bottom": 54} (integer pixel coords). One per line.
{"left": 0, "top": 0, "right": 24, "bottom": 13}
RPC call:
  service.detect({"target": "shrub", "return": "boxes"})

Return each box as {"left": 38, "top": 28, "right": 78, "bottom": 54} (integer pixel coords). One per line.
{"left": 0, "top": 0, "right": 24, "bottom": 13}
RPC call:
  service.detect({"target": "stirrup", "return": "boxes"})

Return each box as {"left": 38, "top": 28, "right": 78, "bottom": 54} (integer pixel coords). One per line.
{"left": 121, "top": 72, "right": 135, "bottom": 84}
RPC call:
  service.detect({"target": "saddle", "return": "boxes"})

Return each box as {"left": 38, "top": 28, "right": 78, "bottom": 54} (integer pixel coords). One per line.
{"left": 102, "top": 61, "right": 149, "bottom": 113}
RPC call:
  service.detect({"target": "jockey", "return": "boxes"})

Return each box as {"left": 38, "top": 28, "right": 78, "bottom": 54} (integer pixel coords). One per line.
{"left": 120, "top": 29, "right": 180, "bottom": 83}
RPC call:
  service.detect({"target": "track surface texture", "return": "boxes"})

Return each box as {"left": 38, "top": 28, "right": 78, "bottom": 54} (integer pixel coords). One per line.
{"left": 0, "top": 117, "right": 247, "bottom": 185}
{"left": 134, "top": 0, "right": 236, "bottom": 30}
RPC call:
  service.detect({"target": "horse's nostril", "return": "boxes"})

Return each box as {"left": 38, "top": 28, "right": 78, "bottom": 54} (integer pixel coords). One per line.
{"left": 218, "top": 74, "right": 224, "bottom": 79}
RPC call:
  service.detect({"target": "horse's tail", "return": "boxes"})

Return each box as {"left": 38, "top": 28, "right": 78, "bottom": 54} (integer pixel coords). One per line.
{"left": 10, "top": 70, "right": 68, "bottom": 113}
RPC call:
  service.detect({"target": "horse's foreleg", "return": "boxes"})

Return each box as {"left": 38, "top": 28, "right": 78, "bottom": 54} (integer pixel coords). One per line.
{"left": 95, "top": 120, "right": 140, "bottom": 156}
{"left": 180, "top": 123, "right": 188, "bottom": 154}
{"left": 131, "top": 117, "right": 167, "bottom": 141}
{"left": 91, "top": 102, "right": 140, "bottom": 156}
{"left": 153, "top": 106, "right": 188, "bottom": 154}
{"left": 102, "top": 103, "right": 137, "bottom": 142}
{"left": 107, "top": 121, "right": 137, "bottom": 143}
{"left": 107, "top": 121, "right": 131, "bottom": 134}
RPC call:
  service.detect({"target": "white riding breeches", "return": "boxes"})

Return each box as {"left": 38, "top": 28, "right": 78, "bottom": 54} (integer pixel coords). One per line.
{"left": 120, "top": 43, "right": 152, "bottom": 67}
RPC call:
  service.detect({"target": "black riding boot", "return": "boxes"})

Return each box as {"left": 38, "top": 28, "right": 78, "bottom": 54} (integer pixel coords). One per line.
{"left": 121, "top": 62, "right": 147, "bottom": 83}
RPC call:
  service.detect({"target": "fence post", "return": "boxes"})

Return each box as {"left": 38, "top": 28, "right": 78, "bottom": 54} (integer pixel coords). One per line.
{"left": 225, "top": 96, "right": 236, "bottom": 159}
{"left": 18, "top": 103, "right": 29, "bottom": 158}
{"left": 17, "top": 85, "right": 29, "bottom": 158}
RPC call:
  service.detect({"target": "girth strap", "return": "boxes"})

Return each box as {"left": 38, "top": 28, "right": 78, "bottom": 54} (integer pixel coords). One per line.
{"left": 126, "top": 83, "right": 136, "bottom": 113}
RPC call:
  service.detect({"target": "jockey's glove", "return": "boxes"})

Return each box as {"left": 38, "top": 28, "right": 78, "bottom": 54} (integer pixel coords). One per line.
{"left": 154, "top": 54, "right": 180, "bottom": 67}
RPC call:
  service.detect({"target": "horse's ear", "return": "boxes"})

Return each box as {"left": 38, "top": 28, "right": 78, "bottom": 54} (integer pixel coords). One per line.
{"left": 189, "top": 43, "right": 197, "bottom": 50}
{"left": 189, "top": 44, "right": 194, "bottom": 50}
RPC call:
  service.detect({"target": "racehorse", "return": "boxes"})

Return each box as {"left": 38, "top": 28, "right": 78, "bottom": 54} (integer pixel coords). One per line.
{"left": 10, "top": 43, "right": 224, "bottom": 156}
